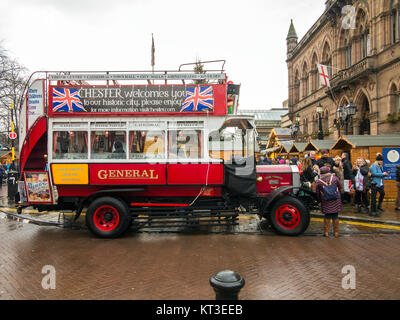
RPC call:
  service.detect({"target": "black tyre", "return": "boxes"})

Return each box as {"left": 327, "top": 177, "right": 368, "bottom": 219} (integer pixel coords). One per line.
{"left": 86, "top": 197, "right": 130, "bottom": 238}
{"left": 268, "top": 196, "right": 310, "bottom": 236}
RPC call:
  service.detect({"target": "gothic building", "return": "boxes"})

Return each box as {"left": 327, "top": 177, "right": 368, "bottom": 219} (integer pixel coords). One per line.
{"left": 286, "top": 0, "right": 400, "bottom": 138}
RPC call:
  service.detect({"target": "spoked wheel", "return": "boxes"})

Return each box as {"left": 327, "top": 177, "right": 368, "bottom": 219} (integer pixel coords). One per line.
{"left": 269, "top": 196, "right": 310, "bottom": 236}
{"left": 86, "top": 197, "right": 130, "bottom": 238}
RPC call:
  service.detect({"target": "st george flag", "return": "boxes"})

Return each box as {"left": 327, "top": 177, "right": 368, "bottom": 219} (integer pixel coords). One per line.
{"left": 317, "top": 64, "right": 331, "bottom": 87}
{"left": 180, "top": 86, "right": 214, "bottom": 112}
{"left": 52, "top": 88, "right": 87, "bottom": 113}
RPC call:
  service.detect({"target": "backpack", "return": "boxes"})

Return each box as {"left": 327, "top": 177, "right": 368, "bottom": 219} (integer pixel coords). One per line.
{"left": 319, "top": 175, "right": 339, "bottom": 201}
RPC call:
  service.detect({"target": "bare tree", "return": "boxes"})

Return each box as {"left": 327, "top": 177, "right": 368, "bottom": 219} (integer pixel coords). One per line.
{"left": 0, "top": 43, "right": 28, "bottom": 150}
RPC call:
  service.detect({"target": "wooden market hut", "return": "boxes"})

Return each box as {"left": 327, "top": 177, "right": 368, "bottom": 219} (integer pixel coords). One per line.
{"left": 291, "top": 142, "right": 307, "bottom": 158}
{"left": 0, "top": 150, "right": 13, "bottom": 165}
{"left": 279, "top": 141, "right": 293, "bottom": 157}
{"left": 330, "top": 135, "right": 400, "bottom": 199}
{"left": 303, "top": 140, "right": 337, "bottom": 156}
{"left": 330, "top": 135, "right": 400, "bottom": 160}
{"left": 266, "top": 128, "right": 292, "bottom": 150}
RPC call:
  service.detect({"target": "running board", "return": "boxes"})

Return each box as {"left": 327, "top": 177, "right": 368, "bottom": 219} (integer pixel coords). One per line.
{"left": 131, "top": 209, "right": 239, "bottom": 229}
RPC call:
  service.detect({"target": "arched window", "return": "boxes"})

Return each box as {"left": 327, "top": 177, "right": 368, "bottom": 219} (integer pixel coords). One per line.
{"left": 360, "top": 27, "right": 370, "bottom": 59}
{"left": 302, "top": 62, "right": 309, "bottom": 98}
{"left": 322, "top": 42, "right": 332, "bottom": 77}
{"left": 311, "top": 53, "right": 319, "bottom": 91}
{"left": 391, "top": 0, "right": 400, "bottom": 43}
{"left": 345, "top": 39, "right": 352, "bottom": 68}
{"left": 303, "top": 118, "right": 309, "bottom": 134}
{"left": 312, "top": 114, "right": 317, "bottom": 133}
{"left": 390, "top": 83, "right": 400, "bottom": 114}
{"left": 323, "top": 110, "right": 329, "bottom": 134}
{"left": 356, "top": 10, "right": 370, "bottom": 60}
{"left": 294, "top": 70, "right": 300, "bottom": 103}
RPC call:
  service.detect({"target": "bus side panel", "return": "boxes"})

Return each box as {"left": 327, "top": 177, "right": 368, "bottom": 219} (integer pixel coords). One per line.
{"left": 167, "top": 163, "right": 224, "bottom": 185}
{"left": 55, "top": 185, "right": 222, "bottom": 198}
{"left": 89, "top": 164, "right": 166, "bottom": 185}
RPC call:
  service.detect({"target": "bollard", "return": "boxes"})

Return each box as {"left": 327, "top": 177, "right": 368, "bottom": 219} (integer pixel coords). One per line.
{"left": 209, "top": 270, "right": 245, "bottom": 300}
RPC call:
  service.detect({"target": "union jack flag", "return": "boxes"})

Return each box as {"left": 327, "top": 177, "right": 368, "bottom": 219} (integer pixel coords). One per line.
{"left": 180, "top": 86, "right": 214, "bottom": 112}
{"left": 52, "top": 88, "right": 86, "bottom": 113}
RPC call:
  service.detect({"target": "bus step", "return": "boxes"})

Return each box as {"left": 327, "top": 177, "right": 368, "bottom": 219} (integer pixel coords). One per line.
{"left": 132, "top": 214, "right": 239, "bottom": 229}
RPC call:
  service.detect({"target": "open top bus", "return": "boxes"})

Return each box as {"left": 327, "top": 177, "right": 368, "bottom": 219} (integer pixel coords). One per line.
{"left": 16, "top": 61, "right": 314, "bottom": 238}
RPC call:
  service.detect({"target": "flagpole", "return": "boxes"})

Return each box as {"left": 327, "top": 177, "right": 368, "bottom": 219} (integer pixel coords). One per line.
{"left": 151, "top": 33, "right": 154, "bottom": 74}
{"left": 151, "top": 33, "right": 155, "bottom": 84}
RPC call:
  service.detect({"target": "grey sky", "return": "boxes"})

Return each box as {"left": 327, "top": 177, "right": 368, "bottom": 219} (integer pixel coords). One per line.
{"left": 0, "top": 0, "right": 325, "bottom": 110}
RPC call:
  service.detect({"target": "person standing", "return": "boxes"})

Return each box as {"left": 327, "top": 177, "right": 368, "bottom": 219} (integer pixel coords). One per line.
{"left": 353, "top": 158, "right": 370, "bottom": 214}
{"left": 0, "top": 164, "right": 4, "bottom": 186}
{"left": 317, "top": 149, "right": 335, "bottom": 173}
{"left": 395, "top": 164, "right": 400, "bottom": 211}
{"left": 316, "top": 166, "right": 343, "bottom": 238}
{"left": 333, "top": 156, "right": 345, "bottom": 200}
{"left": 300, "top": 157, "right": 318, "bottom": 191}
{"left": 341, "top": 152, "right": 354, "bottom": 203}
{"left": 369, "top": 154, "right": 389, "bottom": 216}
{"left": 309, "top": 151, "right": 317, "bottom": 166}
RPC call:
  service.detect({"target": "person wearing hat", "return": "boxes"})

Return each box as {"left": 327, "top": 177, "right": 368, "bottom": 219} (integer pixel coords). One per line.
{"left": 316, "top": 166, "right": 343, "bottom": 238}
{"left": 369, "top": 153, "right": 389, "bottom": 216}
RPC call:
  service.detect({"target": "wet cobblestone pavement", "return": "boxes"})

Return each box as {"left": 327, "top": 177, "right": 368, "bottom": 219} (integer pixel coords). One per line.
{"left": 1, "top": 185, "right": 400, "bottom": 300}
{"left": 1, "top": 214, "right": 400, "bottom": 300}
{"left": 1, "top": 185, "right": 399, "bottom": 236}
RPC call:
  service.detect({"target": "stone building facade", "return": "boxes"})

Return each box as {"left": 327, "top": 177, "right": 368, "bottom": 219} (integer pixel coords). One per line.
{"left": 287, "top": 0, "right": 400, "bottom": 139}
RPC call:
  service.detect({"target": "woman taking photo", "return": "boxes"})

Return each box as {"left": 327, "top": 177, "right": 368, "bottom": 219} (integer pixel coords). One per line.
{"left": 300, "top": 157, "right": 318, "bottom": 191}
{"left": 353, "top": 158, "right": 370, "bottom": 214}
{"left": 333, "top": 156, "right": 345, "bottom": 202}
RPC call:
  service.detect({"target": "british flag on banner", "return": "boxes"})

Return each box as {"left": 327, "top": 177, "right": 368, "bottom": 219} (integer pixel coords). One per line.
{"left": 180, "top": 86, "right": 214, "bottom": 112}
{"left": 52, "top": 88, "right": 87, "bottom": 113}
{"left": 317, "top": 64, "right": 331, "bottom": 87}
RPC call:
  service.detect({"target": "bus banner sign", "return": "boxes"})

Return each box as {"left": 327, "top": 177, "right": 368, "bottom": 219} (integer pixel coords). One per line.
{"left": 48, "top": 73, "right": 226, "bottom": 81}
{"left": 49, "top": 84, "right": 227, "bottom": 115}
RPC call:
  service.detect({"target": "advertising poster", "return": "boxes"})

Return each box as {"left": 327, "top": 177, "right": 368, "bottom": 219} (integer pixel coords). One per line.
{"left": 24, "top": 172, "right": 52, "bottom": 203}
{"left": 27, "top": 79, "right": 45, "bottom": 130}
{"left": 383, "top": 148, "right": 400, "bottom": 180}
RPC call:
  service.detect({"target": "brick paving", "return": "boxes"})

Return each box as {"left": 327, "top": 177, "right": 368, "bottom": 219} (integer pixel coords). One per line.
{"left": 1, "top": 214, "right": 400, "bottom": 300}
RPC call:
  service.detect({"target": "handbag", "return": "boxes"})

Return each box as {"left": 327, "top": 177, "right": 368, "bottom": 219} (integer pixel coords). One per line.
{"left": 319, "top": 175, "right": 339, "bottom": 201}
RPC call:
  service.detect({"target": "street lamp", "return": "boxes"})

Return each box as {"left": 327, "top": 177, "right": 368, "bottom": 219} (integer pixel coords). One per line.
{"left": 346, "top": 102, "right": 357, "bottom": 117}
{"left": 291, "top": 113, "right": 301, "bottom": 141}
{"left": 334, "top": 103, "right": 357, "bottom": 136}
{"left": 317, "top": 103, "right": 324, "bottom": 140}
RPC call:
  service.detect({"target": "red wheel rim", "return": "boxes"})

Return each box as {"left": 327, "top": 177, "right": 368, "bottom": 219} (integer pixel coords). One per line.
{"left": 93, "top": 205, "right": 120, "bottom": 232}
{"left": 275, "top": 205, "right": 301, "bottom": 230}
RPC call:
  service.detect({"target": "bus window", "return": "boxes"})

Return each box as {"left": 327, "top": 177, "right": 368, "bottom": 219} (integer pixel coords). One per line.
{"left": 129, "top": 131, "right": 165, "bottom": 159}
{"left": 208, "top": 121, "right": 255, "bottom": 162}
{"left": 168, "top": 130, "right": 203, "bottom": 159}
{"left": 53, "top": 131, "right": 88, "bottom": 160}
{"left": 91, "top": 131, "right": 126, "bottom": 159}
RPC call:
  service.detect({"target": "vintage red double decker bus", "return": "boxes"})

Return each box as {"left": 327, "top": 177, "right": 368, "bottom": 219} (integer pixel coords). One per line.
{"left": 16, "top": 63, "right": 314, "bottom": 238}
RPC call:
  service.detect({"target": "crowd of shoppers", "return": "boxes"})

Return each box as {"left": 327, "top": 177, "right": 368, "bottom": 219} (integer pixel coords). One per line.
{"left": 258, "top": 149, "right": 398, "bottom": 237}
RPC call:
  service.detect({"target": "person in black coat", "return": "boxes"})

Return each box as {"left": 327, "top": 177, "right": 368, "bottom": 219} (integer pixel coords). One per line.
{"left": 342, "top": 152, "right": 354, "bottom": 203}
{"left": 0, "top": 165, "right": 4, "bottom": 186}
{"left": 317, "top": 149, "right": 335, "bottom": 173}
